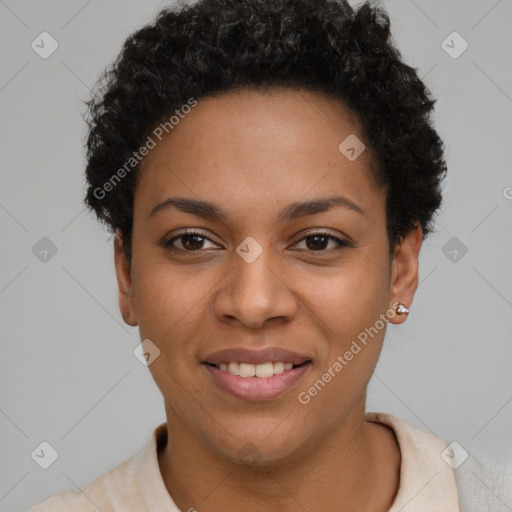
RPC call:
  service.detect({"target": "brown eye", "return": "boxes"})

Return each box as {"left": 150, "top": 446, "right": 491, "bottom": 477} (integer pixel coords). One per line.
{"left": 293, "top": 232, "right": 350, "bottom": 253}
{"left": 163, "top": 230, "right": 217, "bottom": 252}
{"left": 162, "top": 230, "right": 350, "bottom": 255}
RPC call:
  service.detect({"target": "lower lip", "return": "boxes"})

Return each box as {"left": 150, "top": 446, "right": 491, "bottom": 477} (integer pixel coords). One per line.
{"left": 203, "top": 363, "right": 312, "bottom": 402}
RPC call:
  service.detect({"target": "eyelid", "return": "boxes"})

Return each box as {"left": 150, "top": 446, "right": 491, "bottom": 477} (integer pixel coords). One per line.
{"left": 294, "top": 228, "right": 350, "bottom": 243}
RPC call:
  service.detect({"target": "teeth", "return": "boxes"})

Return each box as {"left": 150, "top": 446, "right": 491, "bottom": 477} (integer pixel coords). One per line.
{"left": 255, "top": 362, "right": 273, "bottom": 378}
{"left": 273, "top": 362, "right": 284, "bottom": 375}
{"left": 215, "top": 361, "right": 299, "bottom": 377}
{"left": 239, "top": 363, "right": 256, "bottom": 377}
{"left": 227, "top": 362, "right": 239, "bottom": 375}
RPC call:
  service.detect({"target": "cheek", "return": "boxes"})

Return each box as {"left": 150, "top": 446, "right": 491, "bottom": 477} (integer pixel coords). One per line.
{"left": 130, "top": 258, "right": 230, "bottom": 371}
{"left": 298, "top": 252, "right": 390, "bottom": 397}
{"left": 130, "top": 265, "right": 206, "bottom": 401}
{"left": 131, "top": 263, "right": 201, "bottom": 346}
{"left": 301, "top": 251, "right": 390, "bottom": 341}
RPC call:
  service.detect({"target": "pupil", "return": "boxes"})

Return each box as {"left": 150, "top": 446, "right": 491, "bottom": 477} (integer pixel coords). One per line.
{"left": 183, "top": 234, "right": 203, "bottom": 250}
{"left": 306, "top": 235, "right": 328, "bottom": 251}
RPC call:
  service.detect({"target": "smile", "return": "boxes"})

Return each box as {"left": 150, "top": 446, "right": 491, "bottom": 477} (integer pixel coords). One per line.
{"left": 208, "top": 361, "right": 305, "bottom": 377}
{"left": 203, "top": 360, "right": 312, "bottom": 401}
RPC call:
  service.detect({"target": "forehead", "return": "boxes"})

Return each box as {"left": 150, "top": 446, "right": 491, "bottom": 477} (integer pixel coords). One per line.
{"left": 134, "top": 88, "right": 384, "bottom": 223}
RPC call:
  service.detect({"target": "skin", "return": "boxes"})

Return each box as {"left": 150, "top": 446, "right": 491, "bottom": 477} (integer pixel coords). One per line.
{"left": 114, "top": 88, "right": 423, "bottom": 511}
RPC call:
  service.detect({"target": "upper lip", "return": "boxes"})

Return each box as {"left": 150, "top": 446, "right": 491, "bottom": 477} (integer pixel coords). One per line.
{"left": 203, "top": 347, "right": 312, "bottom": 366}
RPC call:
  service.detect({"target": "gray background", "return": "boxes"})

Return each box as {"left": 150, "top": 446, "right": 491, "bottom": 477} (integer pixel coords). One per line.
{"left": 1, "top": 0, "right": 511, "bottom": 510}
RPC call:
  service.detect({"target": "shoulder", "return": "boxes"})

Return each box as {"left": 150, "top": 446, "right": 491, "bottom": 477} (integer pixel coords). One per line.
{"left": 367, "top": 413, "right": 512, "bottom": 512}
{"left": 366, "top": 412, "right": 460, "bottom": 512}
{"left": 27, "top": 491, "right": 103, "bottom": 512}
{"left": 27, "top": 450, "right": 142, "bottom": 512}
{"left": 366, "top": 411, "right": 451, "bottom": 460}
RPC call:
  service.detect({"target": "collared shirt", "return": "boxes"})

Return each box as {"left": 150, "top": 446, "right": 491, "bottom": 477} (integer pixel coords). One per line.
{"left": 27, "top": 412, "right": 461, "bottom": 511}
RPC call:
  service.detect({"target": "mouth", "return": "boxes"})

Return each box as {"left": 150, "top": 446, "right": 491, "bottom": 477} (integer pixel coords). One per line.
{"left": 203, "top": 360, "right": 311, "bottom": 377}
{"left": 201, "top": 347, "right": 313, "bottom": 401}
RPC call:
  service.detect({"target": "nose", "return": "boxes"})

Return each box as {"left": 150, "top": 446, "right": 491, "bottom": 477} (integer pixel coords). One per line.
{"left": 212, "top": 243, "right": 298, "bottom": 330}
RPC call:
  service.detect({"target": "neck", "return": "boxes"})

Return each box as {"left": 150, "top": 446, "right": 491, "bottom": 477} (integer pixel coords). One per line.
{"left": 158, "top": 399, "right": 400, "bottom": 511}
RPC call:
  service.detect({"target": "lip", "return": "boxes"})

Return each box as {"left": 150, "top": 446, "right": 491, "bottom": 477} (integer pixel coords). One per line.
{"left": 203, "top": 361, "right": 312, "bottom": 401}
{"left": 201, "top": 346, "right": 313, "bottom": 402}
{"left": 202, "top": 347, "right": 311, "bottom": 366}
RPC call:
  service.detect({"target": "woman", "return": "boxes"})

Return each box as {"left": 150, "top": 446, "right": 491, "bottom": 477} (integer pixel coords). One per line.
{"left": 29, "top": 0, "right": 463, "bottom": 510}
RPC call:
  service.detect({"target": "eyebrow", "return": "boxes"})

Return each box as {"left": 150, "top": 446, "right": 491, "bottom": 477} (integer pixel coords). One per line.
{"left": 149, "top": 195, "right": 366, "bottom": 222}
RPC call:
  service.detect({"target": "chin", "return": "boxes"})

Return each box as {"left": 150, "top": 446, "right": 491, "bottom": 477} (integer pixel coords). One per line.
{"left": 209, "top": 420, "right": 310, "bottom": 467}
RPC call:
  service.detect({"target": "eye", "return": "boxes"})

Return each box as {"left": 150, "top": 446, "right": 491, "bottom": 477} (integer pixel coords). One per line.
{"left": 292, "top": 231, "right": 351, "bottom": 253}
{"left": 162, "top": 229, "right": 351, "bottom": 254}
{"left": 163, "top": 230, "right": 219, "bottom": 252}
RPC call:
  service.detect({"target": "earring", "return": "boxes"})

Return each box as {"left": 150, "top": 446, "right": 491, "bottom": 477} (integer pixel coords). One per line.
{"left": 396, "top": 303, "right": 409, "bottom": 315}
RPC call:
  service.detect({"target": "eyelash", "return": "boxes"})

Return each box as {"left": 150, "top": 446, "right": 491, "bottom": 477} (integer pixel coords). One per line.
{"left": 162, "top": 229, "right": 351, "bottom": 255}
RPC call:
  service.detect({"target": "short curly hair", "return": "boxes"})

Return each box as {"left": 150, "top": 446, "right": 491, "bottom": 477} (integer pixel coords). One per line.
{"left": 83, "top": 0, "right": 447, "bottom": 265}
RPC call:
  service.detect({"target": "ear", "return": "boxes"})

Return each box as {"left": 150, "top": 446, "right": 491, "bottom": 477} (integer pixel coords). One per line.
{"left": 388, "top": 223, "right": 423, "bottom": 324}
{"left": 114, "top": 230, "right": 138, "bottom": 327}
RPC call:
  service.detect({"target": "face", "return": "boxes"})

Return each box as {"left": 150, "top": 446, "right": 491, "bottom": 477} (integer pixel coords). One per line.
{"left": 115, "top": 88, "right": 422, "bottom": 465}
